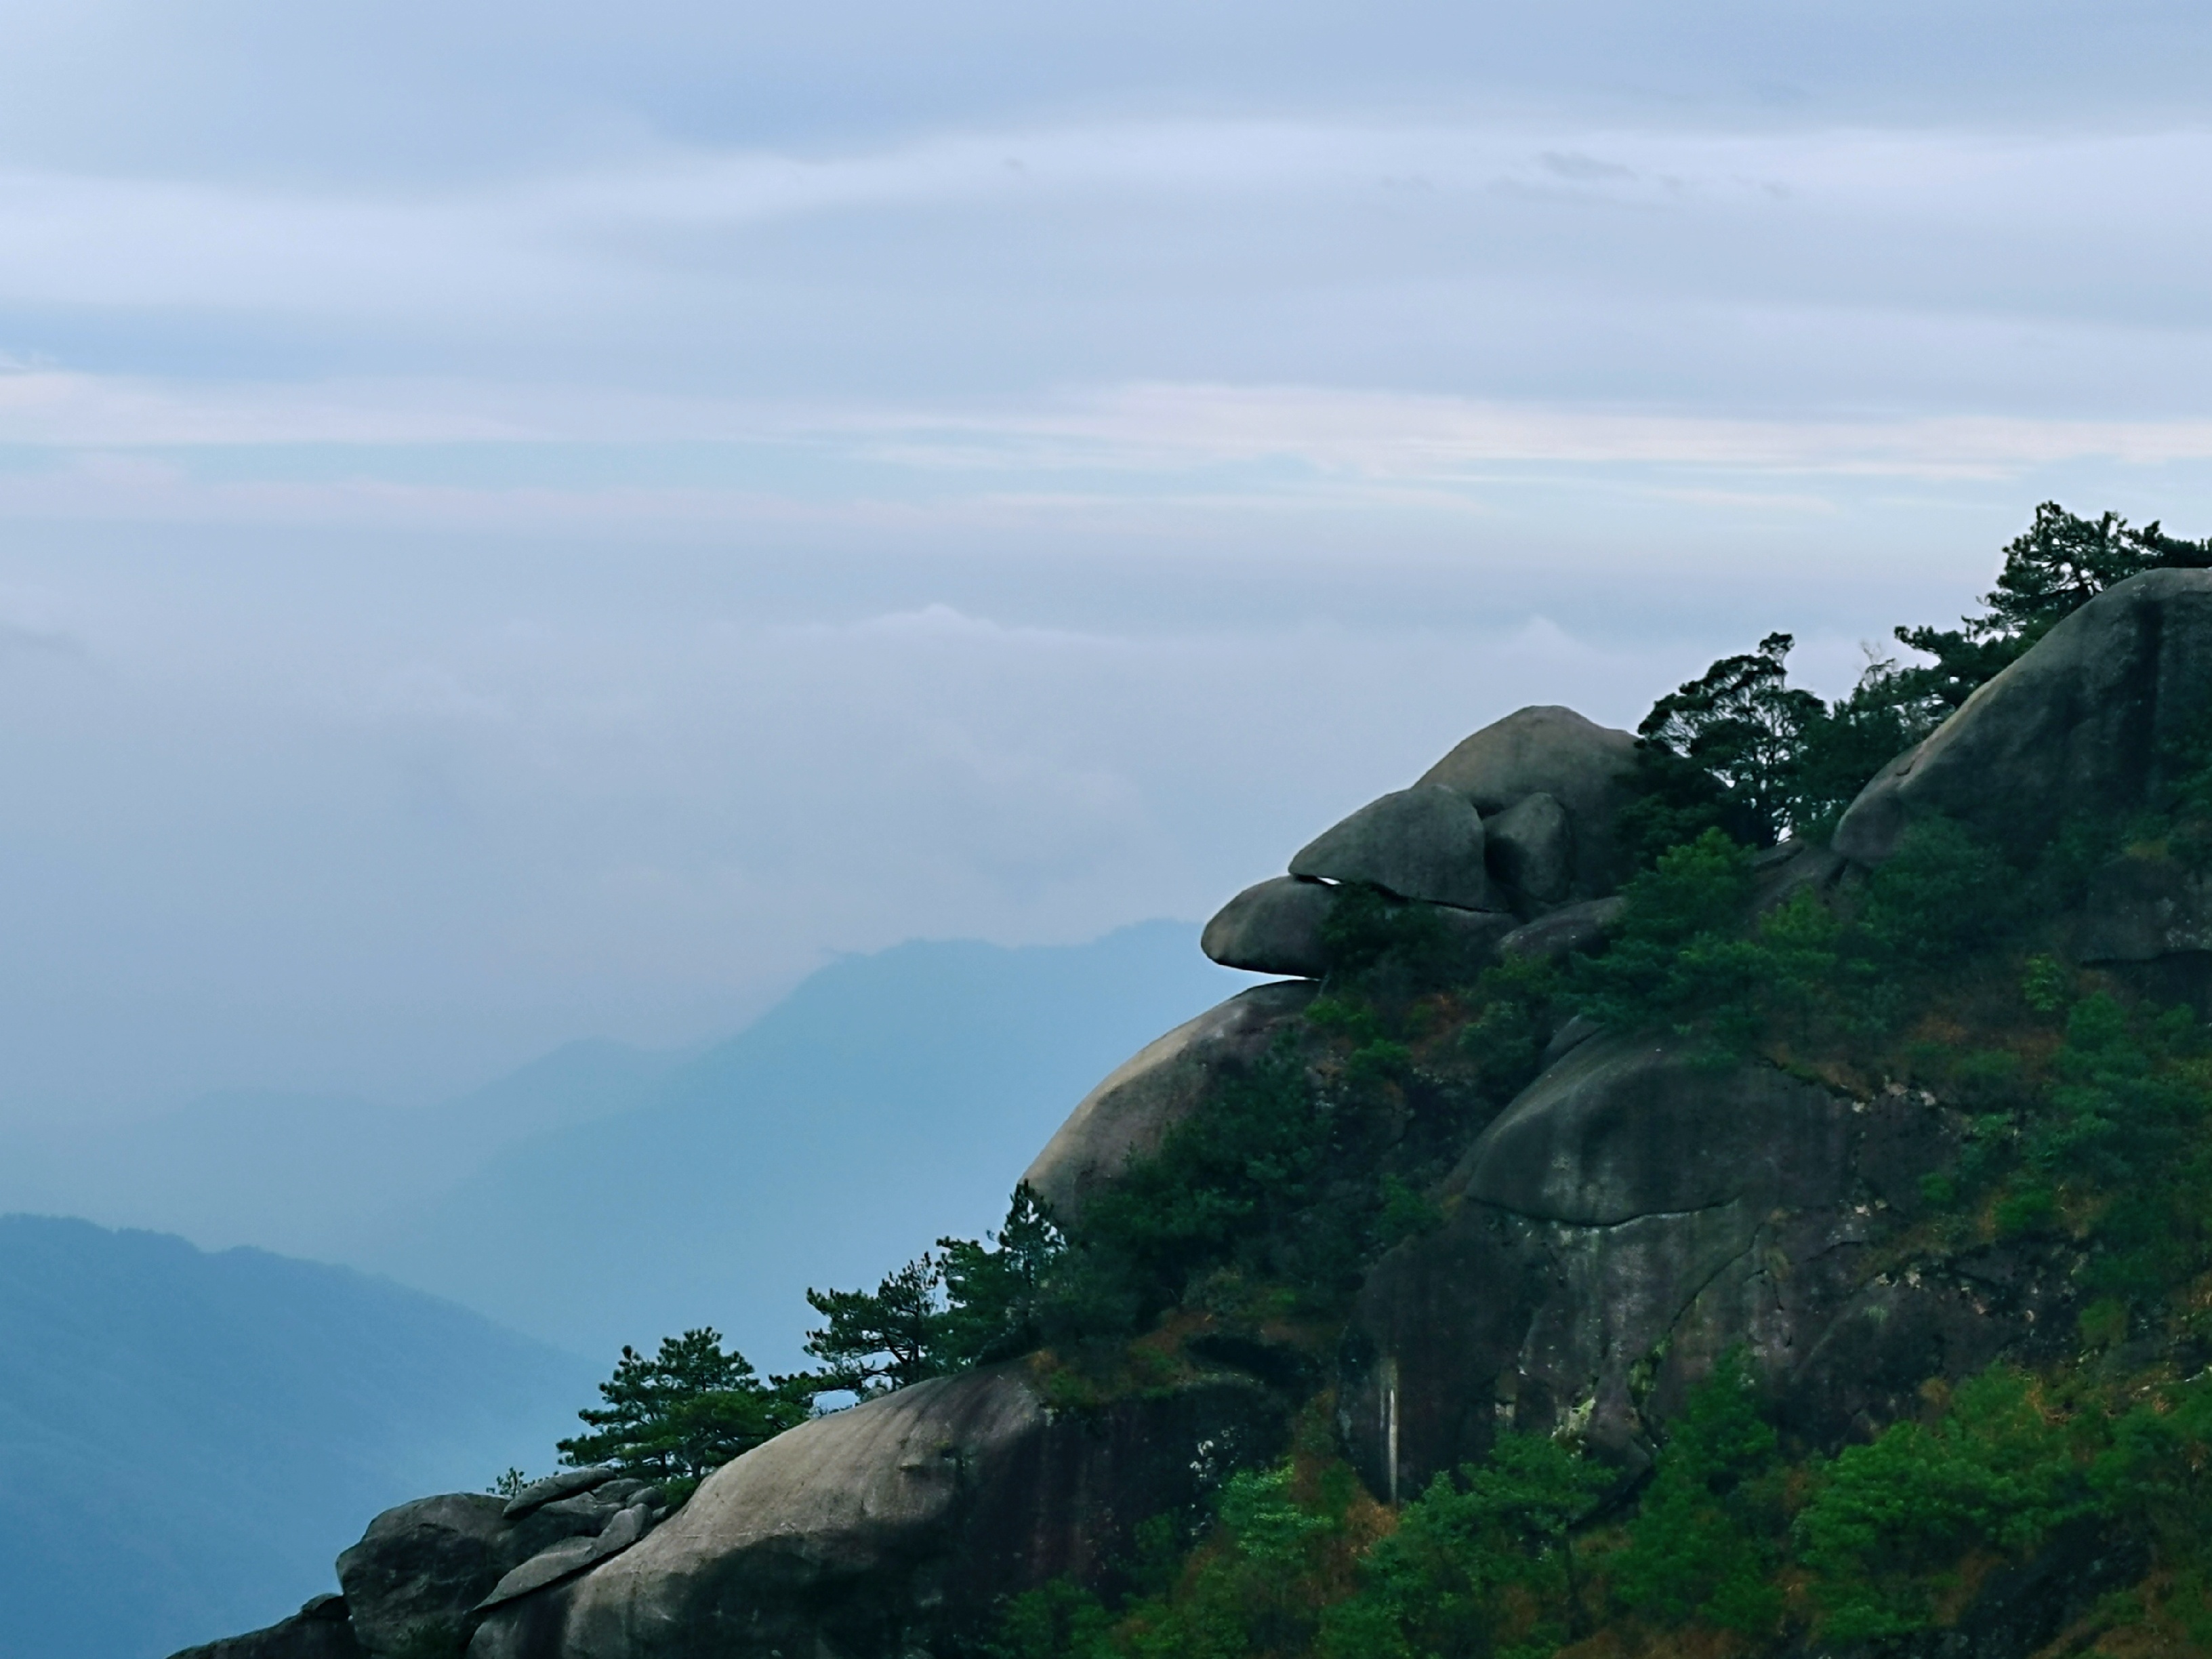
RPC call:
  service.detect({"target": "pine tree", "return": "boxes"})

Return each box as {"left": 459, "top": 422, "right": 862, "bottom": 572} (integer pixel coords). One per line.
{"left": 556, "top": 1328, "right": 814, "bottom": 1483}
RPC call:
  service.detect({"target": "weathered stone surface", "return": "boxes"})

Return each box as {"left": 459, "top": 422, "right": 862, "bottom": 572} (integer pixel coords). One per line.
{"left": 1836, "top": 567, "right": 2212, "bottom": 866}
{"left": 1200, "top": 876, "right": 1335, "bottom": 977}
{"left": 1430, "top": 904, "right": 1519, "bottom": 965}
{"left": 1536, "top": 1012, "right": 1602, "bottom": 1070}
{"left": 468, "top": 1370, "right": 1288, "bottom": 1659}
{"left": 1288, "top": 785, "right": 1496, "bottom": 910}
{"left": 504, "top": 1467, "right": 622, "bottom": 1521}
{"left": 536, "top": 1494, "right": 621, "bottom": 1530}
{"left": 1340, "top": 1037, "right": 2042, "bottom": 1496}
{"left": 168, "top": 1596, "right": 363, "bottom": 1659}
{"left": 337, "top": 1494, "right": 601, "bottom": 1658}
{"left": 1496, "top": 896, "right": 1623, "bottom": 965}
{"left": 477, "top": 1507, "right": 654, "bottom": 1616}
{"left": 1460, "top": 1033, "right": 1847, "bottom": 1226}
{"left": 1417, "top": 706, "right": 1639, "bottom": 894}
{"left": 1484, "top": 791, "right": 1572, "bottom": 905}
{"left": 476, "top": 1540, "right": 602, "bottom": 1618}
{"left": 1023, "top": 981, "right": 1318, "bottom": 1216}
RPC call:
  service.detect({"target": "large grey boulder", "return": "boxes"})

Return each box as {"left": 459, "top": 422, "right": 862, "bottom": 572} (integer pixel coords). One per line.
{"left": 1200, "top": 876, "right": 1335, "bottom": 977}
{"left": 1416, "top": 707, "right": 1639, "bottom": 895}
{"left": 169, "top": 1596, "right": 363, "bottom": 1659}
{"left": 1342, "top": 1034, "right": 2037, "bottom": 1498}
{"left": 1201, "top": 878, "right": 1518, "bottom": 982}
{"left": 1023, "top": 981, "right": 1318, "bottom": 1216}
{"left": 468, "top": 1369, "right": 1286, "bottom": 1659}
{"left": 1460, "top": 1033, "right": 1847, "bottom": 1225}
{"left": 1484, "top": 791, "right": 1573, "bottom": 905}
{"left": 1836, "top": 567, "right": 2212, "bottom": 866}
{"left": 337, "top": 1493, "right": 603, "bottom": 1657}
{"left": 1288, "top": 785, "right": 1497, "bottom": 911}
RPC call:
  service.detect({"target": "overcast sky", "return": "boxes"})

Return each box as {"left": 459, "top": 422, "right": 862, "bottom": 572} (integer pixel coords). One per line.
{"left": 5, "top": 1, "right": 2212, "bottom": 1124}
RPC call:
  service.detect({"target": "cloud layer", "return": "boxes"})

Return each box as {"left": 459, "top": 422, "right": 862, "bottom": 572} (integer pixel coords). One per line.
{"left": 3, "top": 3, "right": 2211, "bottom": 1122}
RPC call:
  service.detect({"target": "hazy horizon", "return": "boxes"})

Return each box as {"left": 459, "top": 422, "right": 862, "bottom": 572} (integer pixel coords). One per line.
{"left": 5, "top": 1, "right": 2212, "bottom": 1127}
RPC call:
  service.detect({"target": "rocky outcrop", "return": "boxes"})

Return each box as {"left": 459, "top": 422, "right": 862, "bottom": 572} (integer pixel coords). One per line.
{"left": 170, "top": 1596, "right": 363, "bottom": 1659}
{"left": 1200, "top": 705, "right": 1639, "bottom": 981}
{"left": 1837, "top": 567, "right": 2212, "bottom": 866}
{"left": 1835, "top": 568, "right": 2212, "bottom": 1008}
{"left": 1197, "top": 873, "right": 1521, "bottom": 981}
{"left": 1417, "top": 705, "right": 1639, "bottom": 895}
{"left": 1340, "top": 1035, "right": 2035, "bottom": 1497}
{"left": 468, "top": 1370, "right": 1287, "bottom": 1659}
{"left": 1023, "top": 980, "right": 1317, "bottom": 1216}
{"left": 235, "top": 1477, "right": 673, "bottom": 1659}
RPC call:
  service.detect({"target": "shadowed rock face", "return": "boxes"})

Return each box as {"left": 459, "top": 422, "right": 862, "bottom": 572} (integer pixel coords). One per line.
{"left": 1022, "top": 980, "right": 1317, "bottom": 1218}
{"left": 1836, "top": 567, "right": 2212, "bottom": 1010}
{"left": 1417, "top": 705, "right": 1639, "bottom": 896}
{"left": 170, "top": 1597, "right": 363, "bottom": 1659}
{"left": 1340, "top": 1036, "right": 2047, "bottom": 1497}
{"left": 337, "top": 1494, "right": 607, "bottom": 1657}
{"left": 469, "top": 1370, "right": 1288, "bottom": 1659}
{"left": 1484, "top": 791, "right": 1573, "bottom": 906}
{"left": 1837, "top": 567, "right": 2212, "bottom": 866}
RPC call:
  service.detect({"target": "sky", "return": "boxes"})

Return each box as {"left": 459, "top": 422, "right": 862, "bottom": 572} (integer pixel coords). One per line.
{"left": 5, "top": 0, "right": 2212, "bottom": 1124}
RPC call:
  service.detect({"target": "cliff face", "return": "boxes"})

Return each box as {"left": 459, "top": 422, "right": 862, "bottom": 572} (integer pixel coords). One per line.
{"left": 186, "top": 570, "right": 2212, "bottom": 1659}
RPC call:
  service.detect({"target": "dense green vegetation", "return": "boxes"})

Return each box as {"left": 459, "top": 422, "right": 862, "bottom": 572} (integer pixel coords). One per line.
{"left": 545, "top": 501, "right": 2212, "bottom": 1653}
{"left": 984, "top": 1357, "right": 2212, "bottom": 1657}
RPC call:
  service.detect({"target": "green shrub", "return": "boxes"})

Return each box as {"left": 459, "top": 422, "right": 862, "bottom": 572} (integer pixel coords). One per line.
{"left": 1568, "top": 828, "right": 1761, "bottom": 1046}
{"left": 1798, "top": 1366, "right": 2093, "bottom": 1639}
{"left": 1318, "top": 1433, "right": 1610, "bottom": 1659}
{"left": 1854, "top": 816, "right": 2016, "bottom": 966}
{"left": 1610, "top": 1350, "right": 1784, "bottom": 1633}
{"left": 990, "top": 1579, "right": 1115, "bottom": 1659}
{"left": 1319, "top": 884, "right": 1460, "bottom": 989}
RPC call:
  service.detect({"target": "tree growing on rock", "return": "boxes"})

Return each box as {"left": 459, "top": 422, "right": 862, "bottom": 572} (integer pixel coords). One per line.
{"left": 804, "top": 1184, "right": 1068, "bottom": 1396}
{"left": 557, "top": 1328, "right": 815, "bottom": 1487}
{"left": 1623, "top": 501, "right": 2212, "bottom": 864}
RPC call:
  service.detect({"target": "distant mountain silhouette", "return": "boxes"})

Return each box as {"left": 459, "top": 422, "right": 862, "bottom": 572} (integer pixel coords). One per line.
{"left": 0, "top": 1040, "right": 683, "bottom": 1261}
{"left": 361, "top": 921, "right": 1239, "bottom": 1367}
{"left": 0, "top": 1215, "right": 593, "bottom": 1659}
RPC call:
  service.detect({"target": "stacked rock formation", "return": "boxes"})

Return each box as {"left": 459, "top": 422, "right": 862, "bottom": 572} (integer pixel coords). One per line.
{"left": 1031, "top": 703, "right": 1641, "bottom": 1222}
{"left": 1197, "top": 704, "right": 1638, "bottom": 981}
{"left": 176, "top": 1468, "right": 670, "bottom": 1659}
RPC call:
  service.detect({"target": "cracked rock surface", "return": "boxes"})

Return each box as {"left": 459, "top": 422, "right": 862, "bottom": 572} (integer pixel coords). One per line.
{"left": 1340, "top": 1034, "right": 2045, "bottom": 1496}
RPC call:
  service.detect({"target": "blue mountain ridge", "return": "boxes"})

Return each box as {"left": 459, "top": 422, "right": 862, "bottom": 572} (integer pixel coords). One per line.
{"left": 0, "top": 1215, "right": 595, "bottom": 1659}
{"left": 362, "top": 920, "right": 1242, "bottom": 1368}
